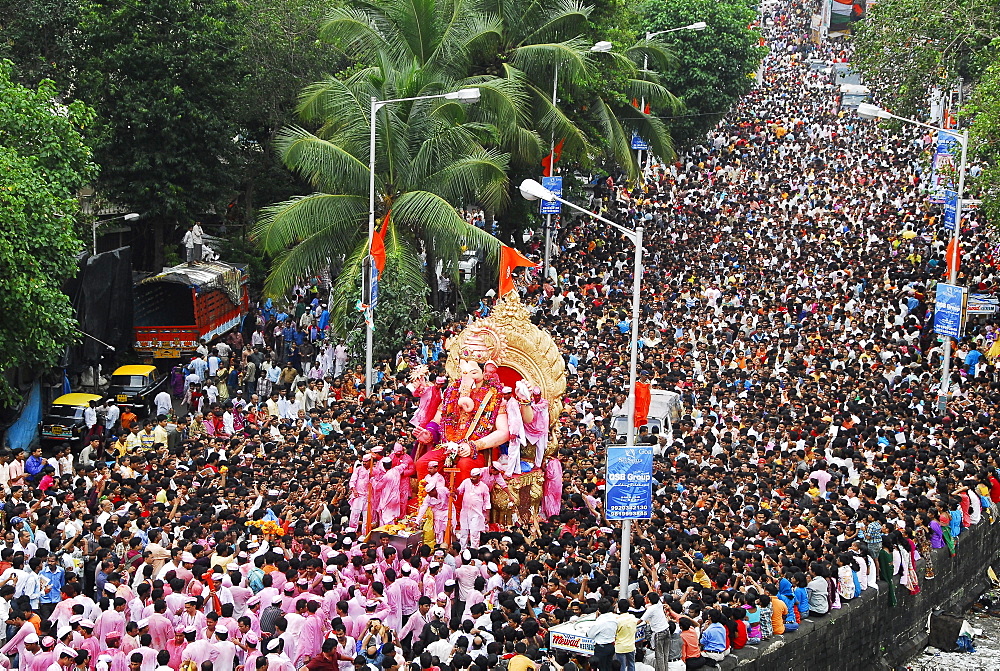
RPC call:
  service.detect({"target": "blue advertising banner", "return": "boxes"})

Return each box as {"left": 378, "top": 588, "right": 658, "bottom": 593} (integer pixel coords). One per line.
{"left": 540, "top": 176, "right": 562, "bottom": 215}
{"left": 929, "top": 131, "right": 962, "bottom": 203}
{"left": 630, "top": 133, "right": 648, "bottom": 151}
{"left": 933, "top": 282, "right": 967, "bottom": 339}
{"left": 943, "top": 190, "right": 958, "bottom": 231}
{"left": 605, "top": 443, "right": 653, "bottom": 520}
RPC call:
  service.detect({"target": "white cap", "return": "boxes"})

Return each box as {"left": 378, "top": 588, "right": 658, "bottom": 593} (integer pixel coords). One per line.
{"left": 24, "top": 634, "right": 39, "bottom": 644}
{"left": 470, "top": 468, "right": 484, "bottom": 477}
{"left": 216, "top": 625, "right": 228, "bottom": 635}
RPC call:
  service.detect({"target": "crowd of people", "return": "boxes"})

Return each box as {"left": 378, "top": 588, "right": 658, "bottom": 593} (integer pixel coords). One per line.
{"left": 10, "top": 2, "right": 1000, "bottom": 671}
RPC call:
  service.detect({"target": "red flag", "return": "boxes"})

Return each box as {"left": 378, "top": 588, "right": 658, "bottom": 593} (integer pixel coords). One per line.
{"left": 643, "top": 102, "right": 651, "bottom": 115}
{"left": 370, "top": 211, "right": 389, "bottom": 274}
{"left": 632, "top": 98, "right": 639, "bottom": 109}
{"left": 541, "top": 139, "right": 565, "bottom": 177}
{"left": 945, "top": 237, "right": 961, "bottom": 277}
{"left": 498, "top": 245, "right": 537, "bottom": 296}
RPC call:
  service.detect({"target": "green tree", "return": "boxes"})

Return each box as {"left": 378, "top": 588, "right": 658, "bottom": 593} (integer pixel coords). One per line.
{"left": 854, "top": 0, "right": 999, "bottom": 119}
{"left": 0, "top": 61, "right": 97, "bottom": 402}
{"left": 639, "top": 0, "right": 766, "bottom": 148}
{"left": 72, "top": 0, "right": 247, "bottom": 269}
{"left": 253, "top": 0, "right": 522, "bottom": 330}
{"left": 0, "top": 0, "right": 82, "bottom": 89}
{"left": 966, "top": 59, "right": 1000, "bottom": 225}
{"left": 469, "top": 0, "right": 679, "bottom": 180}
{"left": 228, "top": 0, "right": 346, "bottom": 225}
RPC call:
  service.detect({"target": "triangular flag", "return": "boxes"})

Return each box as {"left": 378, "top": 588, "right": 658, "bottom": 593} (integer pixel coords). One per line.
{"left": 945, "top": 237, "right": 961, "bottom": 278}
{"left": 370, "top": 211, "right": 389, "bottom": 274}
{"left": 499, "top": 245, "right": 537, "bottom": 296}
{"left": 541, "top": 139, "right": 565, "bottom": 177}
{"left": 643, "top": 102, "right": 651, "bottom": 115}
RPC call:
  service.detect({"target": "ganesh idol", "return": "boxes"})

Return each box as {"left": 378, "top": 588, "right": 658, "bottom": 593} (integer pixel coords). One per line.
{"left": 412, "top": 323, "right": 513, "bottom": 485}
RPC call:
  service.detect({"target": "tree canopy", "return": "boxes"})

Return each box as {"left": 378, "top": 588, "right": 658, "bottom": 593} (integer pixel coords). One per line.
{"left": 639, "top": 0, "right": 766, "bottom": 149}
{"left": 0, "top": 61, "right": 96, "bottom": 402}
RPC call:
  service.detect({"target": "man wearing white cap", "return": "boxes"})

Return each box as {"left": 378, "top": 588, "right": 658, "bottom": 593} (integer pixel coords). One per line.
{"left": 453, "top": 468, "right": 491, "bottom": 549}
{"left": 209, "top": 625, "right": 237, "bottom": 671}
{"left": 2, "top": 627, "right": 39, "bottom": 671}
{"left": 374, "top": 457, "right": 408, "bottom": 526}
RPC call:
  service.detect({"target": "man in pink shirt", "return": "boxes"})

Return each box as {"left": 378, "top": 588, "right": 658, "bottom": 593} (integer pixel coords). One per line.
{"left": 453, "top": 468, "right": 491, "bottom": 549}
{"left": 375, "top": 458, "right": 408, "bottom": 526}
{"left": 146, "top": 604, "right": 174, "bottom": 650}
{"left": 348, "top": 455, "right": 380, "bottom": 530}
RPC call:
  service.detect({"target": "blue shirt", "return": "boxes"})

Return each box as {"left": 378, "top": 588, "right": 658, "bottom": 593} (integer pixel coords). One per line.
{"left": 25, "top": 456, "right": 44, "bottom": 476}
{"left": 39, "top": 566, "right": 65, "bottom": 604}
{"left": 700, "top": 622, "right": 728, "bottom": 652}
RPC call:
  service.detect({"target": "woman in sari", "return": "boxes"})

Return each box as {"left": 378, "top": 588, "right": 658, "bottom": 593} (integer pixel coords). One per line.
{"left": 938, "top": 501, "right": 957, "bottom": 557}
{"left": 915, "top": 515, "right": 936, "bottom": 579}
{"left": 889, "top": 531, "right": 920, "bottom": 596}
{"left": 877, "top": 539, "right": 898, "bottom": 607}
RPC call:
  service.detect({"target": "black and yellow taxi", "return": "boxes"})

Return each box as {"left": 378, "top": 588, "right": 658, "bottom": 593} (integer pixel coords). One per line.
{"left": 39, "top": 393, "right": 102, "bottom": 445}
{"left": 106, "top": 365, "right": 167, "bottom": 416}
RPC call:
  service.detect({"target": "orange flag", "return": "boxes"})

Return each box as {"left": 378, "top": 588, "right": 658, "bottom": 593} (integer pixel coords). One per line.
{"left": 498, "top": 245, "right": 537, "bottom": 296}
{"left": 945, "top": 237, "right": 961, "bottom": 278}
{"left": 370, "top": 212, "right": 389, "bottom": 274}
{"left": 541, "top": 139, "right": 565, "bottom": 177}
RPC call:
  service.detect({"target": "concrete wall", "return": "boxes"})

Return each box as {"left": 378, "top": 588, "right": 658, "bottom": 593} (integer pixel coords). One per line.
{"left": 720, "top": 521, "right": 1000, "bottom": 671}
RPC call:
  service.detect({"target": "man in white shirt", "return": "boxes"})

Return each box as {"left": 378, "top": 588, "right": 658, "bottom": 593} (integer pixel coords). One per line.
{"left": 587, "top": 600, "right": 619, "bottom": 671}
{"left": 153, "top": 390, "right": 172, "bottom": 418}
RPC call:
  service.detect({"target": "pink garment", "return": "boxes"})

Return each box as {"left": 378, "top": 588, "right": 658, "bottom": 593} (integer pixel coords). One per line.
{"left": 523, "top": 398, "right": 550, "bottom": 467}
{"left": 376, "top": 463, "right": 408, "bottom": 525}
{"left": 456, "top": 480, "right": 490, "bottom": 532}
{"left": 295, "top": 613, "right": 325, "bottom": 665}
{"left": 147, "top": 613, "right": 174, "bottom": 650}
{"left": 79, "top": 637, "right": 102, "bottom": 670}
{"left": 461, "top": 589, "right": 485, "bottom": 623}
{"left": 454, "top": 563, "right": 481, "bottom": 601}
{"left": 542, "top": 457, "right": 563, "bottom": 519}
{"left": 384, "top": 580, "right": 403, "bottom": 631}
{"left": 0, "top": 622, "right": 36, "bottom": 657}
{"left": 397, "top": 575, "right": 420, "bottom": 616}
{"left": 106, "top": 648, "right": 129, "bottom": 671}
{"left": 94, "top": 609, "right": 126, "bottom": 647}
{"left": 409, "top": 384, "right": 442, "bottom": 428}
{"left": 180, "top": 640, "right": 215, "bottom": 668}
{"left": 504, "top": 397, "right": 525, "bottom": 475}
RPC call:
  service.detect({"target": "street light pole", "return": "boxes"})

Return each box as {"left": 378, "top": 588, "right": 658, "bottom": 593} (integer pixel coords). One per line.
{"left": 543, "top": 62, "right": 558, "bottom": 283}
{"left": 365, "top": 88, "right": 481, "bottom": 397}
{"left": 856, "top": 103, "right": 968, "bottom": 413}
{"left": 542, "top": 42, "right": 613, "bottom": 283}
{"left": 519, "top": 179, "right": 643, "bottom": 600}
{"left": 939, "top": 131, "right": 968, "bottom": 412}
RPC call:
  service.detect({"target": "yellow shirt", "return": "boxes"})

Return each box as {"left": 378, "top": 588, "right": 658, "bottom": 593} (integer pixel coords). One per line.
{"left": 615, "top": 613, "right": 638, "bottom": 653}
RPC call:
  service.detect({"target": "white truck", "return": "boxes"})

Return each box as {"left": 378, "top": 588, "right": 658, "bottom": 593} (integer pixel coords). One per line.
{"left": 610, "top": 388, "right": 682, "bottom": 445}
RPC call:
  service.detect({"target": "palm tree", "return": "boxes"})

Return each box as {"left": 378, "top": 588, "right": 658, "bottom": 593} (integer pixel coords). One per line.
{"left": 251, "top": 0, "right": 538, "bottom": 327}
{"left": 469, "top": 0, "right": 682, "bottom": 179}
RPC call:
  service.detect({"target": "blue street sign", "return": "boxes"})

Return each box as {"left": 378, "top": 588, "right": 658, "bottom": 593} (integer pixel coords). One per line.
{"left": 605, "top": 443, "right": 653, "bottom": 520}
{"left": 933, "top": 282, "right": 967, "bottom": 339}
{"left": 540, "top": 176, "right": 562, "bottom": 215}
{"left": 943, "top": 190, "right": 958, "bottom": 231}
{"left": 630, "top": 133, "right": 648, "bottom": 151}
